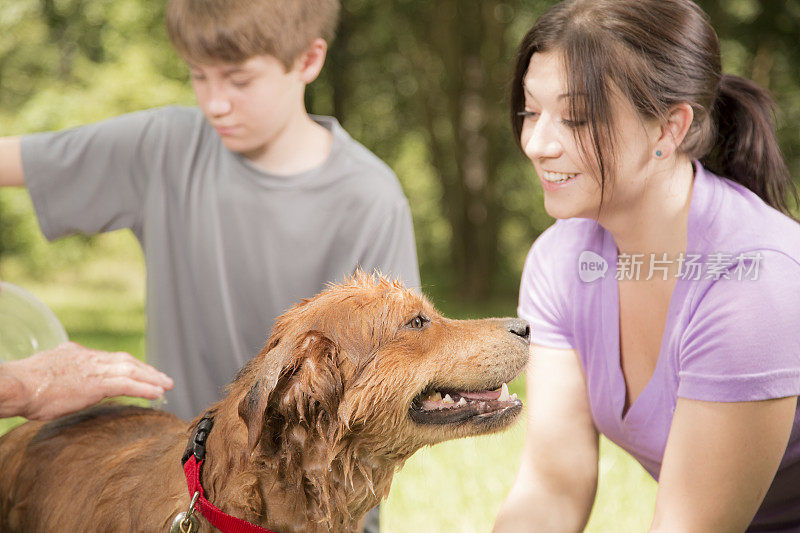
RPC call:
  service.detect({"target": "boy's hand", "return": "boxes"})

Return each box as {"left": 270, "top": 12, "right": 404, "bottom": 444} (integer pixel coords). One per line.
{"left": 0, "top": 342, "right": 174, "bottom": 420}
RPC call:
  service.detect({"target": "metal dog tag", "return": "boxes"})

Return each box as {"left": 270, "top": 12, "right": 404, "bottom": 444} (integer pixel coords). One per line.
{"left": 170, "top": 511, "right": 199, "bottom": 533}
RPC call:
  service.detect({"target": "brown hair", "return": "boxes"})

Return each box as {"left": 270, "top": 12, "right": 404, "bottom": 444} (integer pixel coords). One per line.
{"left": 511, "top": 0, "right": 798, "bottom": 215}
{"left": 166, "top": 0, "right": 340, "bottom": 70}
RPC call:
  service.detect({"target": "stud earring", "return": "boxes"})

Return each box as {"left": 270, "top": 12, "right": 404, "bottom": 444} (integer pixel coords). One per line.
{"left": 655, "top": 150, "right": 663, "bottom": 158}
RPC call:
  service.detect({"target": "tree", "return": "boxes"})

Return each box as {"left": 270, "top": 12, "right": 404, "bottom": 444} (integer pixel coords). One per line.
{"left": 317, "top": 0, "right": 550, "bottom": 299}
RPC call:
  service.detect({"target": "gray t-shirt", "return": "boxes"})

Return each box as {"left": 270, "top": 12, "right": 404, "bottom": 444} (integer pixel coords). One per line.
{"left": 21, "top": 106, "right": 420, "bottom": 420}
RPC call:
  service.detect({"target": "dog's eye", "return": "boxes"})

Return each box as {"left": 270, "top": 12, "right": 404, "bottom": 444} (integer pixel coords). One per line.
{"left": 406, "top": 314, "right": 428, "bottom": 329}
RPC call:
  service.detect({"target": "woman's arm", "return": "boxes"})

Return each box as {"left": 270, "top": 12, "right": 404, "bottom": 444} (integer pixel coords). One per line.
{"left": 0, "top": 137, "right": 24, "bottom": 187}
{"left": 494, "top": 344, "right": 599, "bottom": 533}
{"left": 651, "top": 396, "right": 797, "bottom": 532}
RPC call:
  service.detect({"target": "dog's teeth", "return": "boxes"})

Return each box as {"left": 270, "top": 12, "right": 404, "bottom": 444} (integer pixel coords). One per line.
{"left": 498, "top": 383, "right": 510, "bottom": 402}
{"left": 428, "top": 391, "right": 442, "bottom": 402}
{"left": 443, "top": 394, "right": 454, "bottom": 404}
{"left": 457, "top": 397, "right": 467, "bottom": 406}
{"left": 511, "top": 393, "right": 518, "bottom": 401}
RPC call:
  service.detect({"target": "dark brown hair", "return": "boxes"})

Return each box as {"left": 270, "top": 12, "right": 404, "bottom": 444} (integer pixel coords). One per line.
{"left": 166, "top": 0, "right": 340, "bottom": 70}
{"left": 511, "top": 0, "right": 798, "bottom": 215}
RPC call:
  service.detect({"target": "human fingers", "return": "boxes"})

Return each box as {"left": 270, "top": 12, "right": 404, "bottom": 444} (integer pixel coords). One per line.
{"left": 98, "top": 376, "right": 168, "bottom": 401}
{"left": 24, "top": 373, "right": 167, "bottom": 420}
{"left": 97, "top": 351, "right": 173, "bottom": 390}
{"left": 19, "top": 345, "right": 171, "bottom": 416}
{"left": 27, "top": 342, "right": 173, "bottom": 411}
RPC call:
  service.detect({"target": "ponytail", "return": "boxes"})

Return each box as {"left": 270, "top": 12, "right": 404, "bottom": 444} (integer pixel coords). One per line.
{"left": 701, "top": 74, "right": 798, "bottom": 216}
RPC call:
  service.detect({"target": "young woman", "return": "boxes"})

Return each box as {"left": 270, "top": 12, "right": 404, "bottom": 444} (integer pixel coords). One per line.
{"left": 494, "top": 1, "right": 800, "bottom": 531}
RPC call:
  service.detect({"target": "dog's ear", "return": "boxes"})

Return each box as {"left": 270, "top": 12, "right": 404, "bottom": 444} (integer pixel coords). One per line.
{"left": 238, "top": 331, "right": 344, "bottom": 453}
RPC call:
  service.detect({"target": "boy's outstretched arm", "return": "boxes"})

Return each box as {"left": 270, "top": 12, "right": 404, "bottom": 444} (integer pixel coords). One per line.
{"left": 0, "top": 137, "right": 24, "bottom": 187}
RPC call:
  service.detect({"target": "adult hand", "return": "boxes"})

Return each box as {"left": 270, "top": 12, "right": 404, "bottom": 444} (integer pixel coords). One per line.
{"left": 0, "top": 342, "right": 173, "bottom": 420}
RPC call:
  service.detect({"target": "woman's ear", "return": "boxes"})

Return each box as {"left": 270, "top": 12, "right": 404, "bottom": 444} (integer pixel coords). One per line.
{"left": 654, "top": 103, "right": 694, "bottom": 159}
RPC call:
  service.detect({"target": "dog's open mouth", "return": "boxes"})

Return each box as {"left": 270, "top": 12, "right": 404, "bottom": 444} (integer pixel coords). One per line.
{"left": 408, "top": 383, "right": 523, "bottom": 425}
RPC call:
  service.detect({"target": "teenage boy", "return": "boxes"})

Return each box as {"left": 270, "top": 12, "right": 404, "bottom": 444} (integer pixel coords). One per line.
{"left": 0, "top": 0, "right": 419, "bottom": 437}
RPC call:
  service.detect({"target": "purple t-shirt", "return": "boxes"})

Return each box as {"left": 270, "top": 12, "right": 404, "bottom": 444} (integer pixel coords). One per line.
{"left": 518, "top": 161, "right": 800, "bottom": 530}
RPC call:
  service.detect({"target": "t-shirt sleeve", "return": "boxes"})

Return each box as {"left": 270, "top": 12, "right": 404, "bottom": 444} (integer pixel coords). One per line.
{"left": 357, "top": 196, "right": 421, "bottom": 289}
{"left": 518, "top": 227, "right": 575, "bottom": 349}
{"left": 21, "top": 108, "right": 167, "bottom": 240}
{"left": 677, "top": 250, "right": 800, "bottom": 401}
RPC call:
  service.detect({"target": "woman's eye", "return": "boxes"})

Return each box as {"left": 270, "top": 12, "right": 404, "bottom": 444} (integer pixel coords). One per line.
{"left": 517, "top": 110, "right": 540, "bottom": 120}
{"left": 231, "top": 78, "right": 252, "bottom": 88}
{"left": 562, "top": 118, "right": 587, "bottom": 128}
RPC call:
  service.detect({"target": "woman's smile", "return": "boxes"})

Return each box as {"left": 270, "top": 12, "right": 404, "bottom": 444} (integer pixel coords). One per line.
{"left": 539, "top": 170, "right": 580, "bottom": 191}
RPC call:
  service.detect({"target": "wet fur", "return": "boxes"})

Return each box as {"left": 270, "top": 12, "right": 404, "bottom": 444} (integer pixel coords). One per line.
{"left": 0, "top": 273, "right": 528, "bottom": 532}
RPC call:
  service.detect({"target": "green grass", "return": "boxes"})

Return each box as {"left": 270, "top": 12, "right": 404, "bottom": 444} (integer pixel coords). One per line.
{"left": 0, "top": 230, "right": 657, "bottom": 531}
{"left": 382, "top": 431, "right": 657, "bottom": 532}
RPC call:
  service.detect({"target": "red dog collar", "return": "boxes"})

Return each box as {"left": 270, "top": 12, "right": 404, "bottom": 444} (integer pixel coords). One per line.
{"left": 181, "top": 413, "right": 278, "bottom": 533}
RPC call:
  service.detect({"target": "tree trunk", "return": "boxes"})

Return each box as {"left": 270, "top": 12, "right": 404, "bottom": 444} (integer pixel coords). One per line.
{"left": 408, "top": 0, "right": 508, "bottom": 299}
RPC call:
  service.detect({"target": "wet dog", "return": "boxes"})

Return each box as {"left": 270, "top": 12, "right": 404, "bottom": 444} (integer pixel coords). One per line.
{"left": 0, "top": 273, "right": 529, "bottom": 532}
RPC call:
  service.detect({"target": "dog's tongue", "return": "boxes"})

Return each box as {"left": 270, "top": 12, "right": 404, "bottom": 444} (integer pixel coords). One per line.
{"left": 418, "top": 384, "right": 512, "bottom": 411}
{"left": 460, "top": 387, "right": 502, "bottom": 401}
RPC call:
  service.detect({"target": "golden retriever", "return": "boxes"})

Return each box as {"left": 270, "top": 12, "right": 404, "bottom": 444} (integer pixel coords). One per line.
{"left": 0, "top": 272, "right": 529, "bottom": 532}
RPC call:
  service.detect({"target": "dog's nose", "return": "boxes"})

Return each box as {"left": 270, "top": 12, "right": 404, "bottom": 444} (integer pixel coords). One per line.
{"left": 507, "top": 319, "right": 530, "bottom": 343}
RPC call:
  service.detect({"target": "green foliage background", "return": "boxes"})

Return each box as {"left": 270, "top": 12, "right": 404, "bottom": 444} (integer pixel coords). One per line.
{"left": 1, "top": 0, "right": 799, "bottom": 290}
{"left": 0, "top": 1, "right": 799, "bottom": 530}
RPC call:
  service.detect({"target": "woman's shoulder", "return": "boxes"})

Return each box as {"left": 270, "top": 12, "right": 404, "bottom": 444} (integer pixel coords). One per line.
{"left": 522, "top": 218, "right": 607, "bottom": 291}
{"left": 698, "top": 168, "right": 800, "bottom": 260}
{"left": 677, "top": 246, "right": 800, "bottom": 402}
